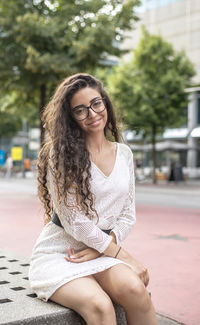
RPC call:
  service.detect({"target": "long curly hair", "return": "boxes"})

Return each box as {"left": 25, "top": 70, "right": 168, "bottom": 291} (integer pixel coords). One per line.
{"left": 38, "top": 73, "right": 120, "bottom": 224}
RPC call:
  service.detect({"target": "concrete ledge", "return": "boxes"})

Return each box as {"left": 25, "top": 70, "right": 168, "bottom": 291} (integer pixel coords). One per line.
{"left": 157, "top": 314, "right": 184, "bottom": 325}
{"left": 0, "top": 249, "right": 126, "bottom": 325}
{"left": 3, "top": 306, "right": 126, "bottom": 325}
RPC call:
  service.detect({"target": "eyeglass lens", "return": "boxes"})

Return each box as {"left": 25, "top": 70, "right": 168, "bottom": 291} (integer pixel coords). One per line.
{"left": 72, "top": 98, "right": 105, "bottom": 121}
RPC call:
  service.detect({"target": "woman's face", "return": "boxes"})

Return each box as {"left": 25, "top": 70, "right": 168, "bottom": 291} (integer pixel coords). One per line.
{"left": 70, "top": 87, "right": 107, "bottom": 135}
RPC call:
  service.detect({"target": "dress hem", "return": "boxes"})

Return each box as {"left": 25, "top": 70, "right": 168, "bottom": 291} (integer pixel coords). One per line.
{"left": 37, "top": 259, "right": 131, "bottom": 302}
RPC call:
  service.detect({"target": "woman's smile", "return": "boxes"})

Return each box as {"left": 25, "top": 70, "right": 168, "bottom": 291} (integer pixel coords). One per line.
{"left": 87, "top": 118, "right": 102, "bottom": 126}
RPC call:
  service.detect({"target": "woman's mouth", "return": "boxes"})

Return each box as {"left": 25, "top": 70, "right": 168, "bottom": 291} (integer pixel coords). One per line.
{"left": 88, "top": 119, "right": 101, "bottom": 126}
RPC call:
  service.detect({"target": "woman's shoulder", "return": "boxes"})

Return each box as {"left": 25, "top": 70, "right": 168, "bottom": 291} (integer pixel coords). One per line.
{"left": 118, "top": 142, "right": 133, "bottom": 159}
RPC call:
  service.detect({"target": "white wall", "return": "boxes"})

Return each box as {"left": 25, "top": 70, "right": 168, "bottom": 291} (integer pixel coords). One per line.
{"left": 123, "top": 0, "right": 200, "bottom": 84}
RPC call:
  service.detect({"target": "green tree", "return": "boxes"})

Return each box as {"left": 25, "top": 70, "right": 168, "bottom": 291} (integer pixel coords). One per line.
{"left": 0, "top": 111, "right": 21, "bottom": 139}
{"left": 0, "top": 94, "right": 21, "bottom": 139}
{"left": 108, "top": 27, "right": 195, "bottom": 183}
{"left": 0, "top": 0, "right": 140, "bottom": 141}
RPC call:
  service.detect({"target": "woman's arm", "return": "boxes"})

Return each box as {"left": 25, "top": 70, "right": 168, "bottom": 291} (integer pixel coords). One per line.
{"left": 66, "top": 236, "right": 149, "bottom": 286}
{"left": 104, "top": 242, "right": 149, "bottom": 286}
{"left": 111, "top": 147, "right": 136, "bottom": 245}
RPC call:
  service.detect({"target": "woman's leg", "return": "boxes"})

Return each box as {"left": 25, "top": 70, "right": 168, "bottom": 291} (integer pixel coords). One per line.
{"left": 50, "top": 275, "right": 117, "bottom": 325}
{"left": 94, "top": 264, "right": 158, "bottom": 325}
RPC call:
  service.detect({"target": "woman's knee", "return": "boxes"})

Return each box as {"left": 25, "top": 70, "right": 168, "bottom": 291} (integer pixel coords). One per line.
{"left": 88, "top": 293, "right": 115, "bottom": 316}
{"left": 115, "top": 273, "right": 151, "bottom": 312}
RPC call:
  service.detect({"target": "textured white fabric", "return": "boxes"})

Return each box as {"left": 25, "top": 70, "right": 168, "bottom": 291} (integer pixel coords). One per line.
{"left": 29, "top": 142, "right": 136, "bottom": 301}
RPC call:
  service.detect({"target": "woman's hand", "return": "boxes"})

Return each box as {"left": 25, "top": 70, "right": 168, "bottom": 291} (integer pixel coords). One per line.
{"left": 103, "top": 241, "right": 149, "bottom": 287}
{"left": 118, "top": 249, "right": 149, "bottom": 287}
{"left": 65, "top": 247, "right": 102, "bottom": 263}
{"left": 129, "top": 257, "right": 149, "bottom": 287}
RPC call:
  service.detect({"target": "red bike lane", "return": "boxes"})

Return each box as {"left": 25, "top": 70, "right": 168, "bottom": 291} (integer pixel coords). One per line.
{"left": 0, "top": 184, "right": 199, "bottom": 325}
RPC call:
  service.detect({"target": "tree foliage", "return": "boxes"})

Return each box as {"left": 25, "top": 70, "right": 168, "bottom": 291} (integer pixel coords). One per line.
{"left": 0, "top": 110, "right": 21, "bottom": 138}
{"left": 0, "top": 0, "right": 140, "bottom": 138}
{"left": 108, "top": 27, "right": 195, "bottom": 182}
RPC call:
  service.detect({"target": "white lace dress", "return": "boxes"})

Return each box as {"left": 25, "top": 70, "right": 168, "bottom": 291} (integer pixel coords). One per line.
{"left": 29, "top": 143, "right": 136, "bottom": 302}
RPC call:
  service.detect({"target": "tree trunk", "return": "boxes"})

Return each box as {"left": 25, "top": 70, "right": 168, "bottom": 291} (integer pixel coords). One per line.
{"left": 40, "top": 84, "right": 46, "bottom": 145}
{"left": 152, "top": 125, "right": 157, "bottom": 184}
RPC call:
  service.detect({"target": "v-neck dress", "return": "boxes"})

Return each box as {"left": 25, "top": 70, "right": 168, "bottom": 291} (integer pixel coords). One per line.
{"left": 29, "top": 142, "right": 136, "bottom": 302}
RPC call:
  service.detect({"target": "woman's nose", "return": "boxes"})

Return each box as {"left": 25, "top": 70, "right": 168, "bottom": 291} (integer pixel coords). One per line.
{"left": 88, "top": 107, "right": 97, "bottom": 118}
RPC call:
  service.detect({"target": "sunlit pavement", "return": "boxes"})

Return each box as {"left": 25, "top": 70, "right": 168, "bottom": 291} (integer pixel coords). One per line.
{"left": 0, "top": 177, "right": 200, "bottom": 325}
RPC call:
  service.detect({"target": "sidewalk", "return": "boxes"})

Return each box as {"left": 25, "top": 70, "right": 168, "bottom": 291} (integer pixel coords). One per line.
{"left": 136, "top": 178, "right": 200, "bottom": 191}
{"left": 135, "top": 179, "right": 200, "bottom": 209}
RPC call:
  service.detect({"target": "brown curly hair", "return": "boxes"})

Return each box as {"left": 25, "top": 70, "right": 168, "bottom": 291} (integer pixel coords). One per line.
{"left": 38, "top": 73, "right": 120, "bottom": 224}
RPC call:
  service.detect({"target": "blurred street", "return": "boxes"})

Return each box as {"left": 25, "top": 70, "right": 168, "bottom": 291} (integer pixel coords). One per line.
{"left": 0, "top": 177, "right": 200, "bottom": 325}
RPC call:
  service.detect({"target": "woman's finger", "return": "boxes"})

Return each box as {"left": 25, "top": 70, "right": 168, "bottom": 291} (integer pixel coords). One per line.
{"left": 139, "top": 273, "right": 145, "bottom": 285}
{"left": 145, "top": 271, "right": 150, "bottom": 286}
{"left": 68, "top": 248, "right": 75, "bottom": 257}
{"left": 142, "top": 269, "right": 149, "bottom": 287}
{"left": 70, "top": 251, "right": 85, "bottom": 259}
{"left": 65, "top": 256, "right": 84, "bottom": 263}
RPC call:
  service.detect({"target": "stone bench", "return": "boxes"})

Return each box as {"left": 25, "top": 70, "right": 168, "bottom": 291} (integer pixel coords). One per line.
{"left": 0, "top": 249, "right": 126, "bottom": 325}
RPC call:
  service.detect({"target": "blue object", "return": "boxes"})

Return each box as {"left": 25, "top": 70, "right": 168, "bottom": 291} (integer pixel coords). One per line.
{"left": 0, "top": 150, "right": 5, "bottom": 166}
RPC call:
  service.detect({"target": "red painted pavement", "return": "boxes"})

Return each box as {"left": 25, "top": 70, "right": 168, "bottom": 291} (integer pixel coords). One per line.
{"left": 123, "top": 205, "right": 200, "bottom": 325}
{"left": 0, "top": 188, "right": 200, "bottom": 325}
{"left": 0, "top": 191, "right": 43, "bottom": 256}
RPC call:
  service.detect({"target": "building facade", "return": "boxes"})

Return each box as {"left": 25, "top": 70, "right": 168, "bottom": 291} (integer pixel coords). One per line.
{"left": 123, "top": 0, "right": 200, "bottom": 176}
{"left": 124, "top": 0, "right": 200, "bottom": 84}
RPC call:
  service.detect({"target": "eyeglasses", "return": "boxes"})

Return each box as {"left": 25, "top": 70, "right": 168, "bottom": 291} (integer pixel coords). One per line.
{"left": 71, "top": 98, "right": 106, "bottom": 121}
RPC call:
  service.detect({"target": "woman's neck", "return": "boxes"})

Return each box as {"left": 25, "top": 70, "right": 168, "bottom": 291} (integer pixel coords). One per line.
{"left": 86, "top": 133, "right": 109, "bottom": 154}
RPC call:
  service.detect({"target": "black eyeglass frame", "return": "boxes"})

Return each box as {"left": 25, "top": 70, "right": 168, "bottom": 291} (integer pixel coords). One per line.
{"left": 71, "top": 97, "right": 106, "bottom": 121}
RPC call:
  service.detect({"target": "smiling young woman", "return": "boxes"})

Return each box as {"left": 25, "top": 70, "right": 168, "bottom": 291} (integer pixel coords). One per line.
{"left": 29, "top": 73, "right": 158, "bottom": 325}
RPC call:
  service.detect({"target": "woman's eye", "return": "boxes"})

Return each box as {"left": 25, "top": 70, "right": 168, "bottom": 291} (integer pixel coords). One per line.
{"left": 75, "top": 108, "right": 84, "bottom": 115}
{"left": 93, "top": 100, "right": 101, "bottom": 107}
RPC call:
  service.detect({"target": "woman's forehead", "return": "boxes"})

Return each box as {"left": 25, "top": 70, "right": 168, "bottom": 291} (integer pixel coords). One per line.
{"left": 70, "top": 87, "right": 101, "bottom": 108}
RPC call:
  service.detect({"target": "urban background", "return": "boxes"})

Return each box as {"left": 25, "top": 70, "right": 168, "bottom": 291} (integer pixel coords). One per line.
{"left": 0, "top": 0, "right": 200, "bottom": 183}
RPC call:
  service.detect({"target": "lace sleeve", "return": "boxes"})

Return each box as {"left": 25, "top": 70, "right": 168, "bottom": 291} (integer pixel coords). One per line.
{"left": 111, "top": 148, "right": 136, "bottom": 245}
{"left": 47, "top": 168, "right": 112, "bottom": 253}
